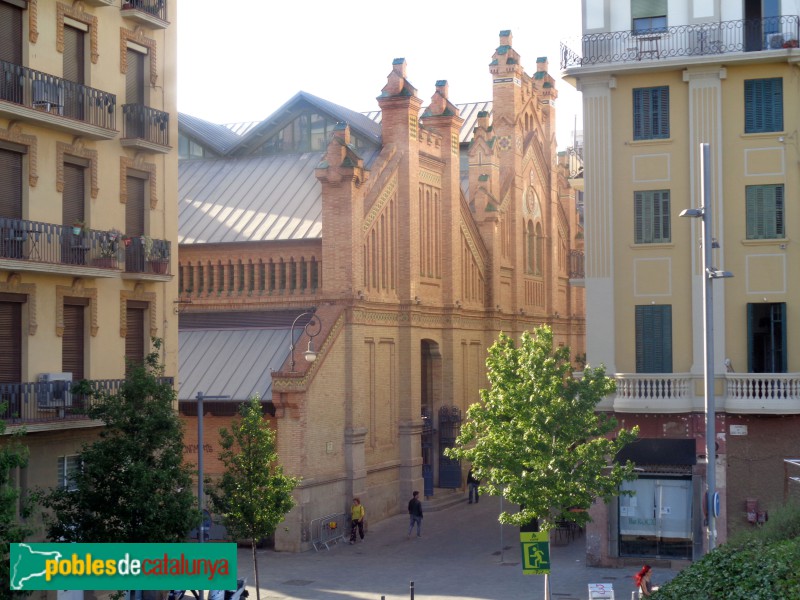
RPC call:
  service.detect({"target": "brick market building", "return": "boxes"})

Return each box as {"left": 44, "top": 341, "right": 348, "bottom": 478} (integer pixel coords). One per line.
{"left": 177, "top": 31, "right": 585, "bottom": 551}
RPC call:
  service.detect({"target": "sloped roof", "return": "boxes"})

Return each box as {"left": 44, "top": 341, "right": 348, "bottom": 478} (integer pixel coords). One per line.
{"left": 178, "top": 152, "right": 324, "bottom": 244}
{"left": 230, "top": 91, "right": 383, "bottom": 155}
{"left": 178, "top": 112, "right": 242, "bottom": 155}
{"left": 362, "top": 101, "right": 492, "bottom": 144}
{"left": 178, "top": 328, "right": 291, "bottom": 401}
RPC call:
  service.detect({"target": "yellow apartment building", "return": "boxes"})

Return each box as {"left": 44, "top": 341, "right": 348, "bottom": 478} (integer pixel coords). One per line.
{"left": 0, "top": 0, "right": 178, "bottom": 520}
{"left": 563, "top": 0, "right": 800, "bottom": 566}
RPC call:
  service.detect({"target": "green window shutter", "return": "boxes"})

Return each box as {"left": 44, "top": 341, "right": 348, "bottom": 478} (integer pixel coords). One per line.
{"left": 745, "top": 78, "right": 783, "bottom": 133}
{"left": 633, "top": 87, "right": 669, "bottom": 140}
{"left": 746, "top": 185, "right": 783, "bottom": 239}
{"left": 635, "top": 305, "right": 673, "bottom": 373}
{"left": 634, "top": 190, "right": 670, "bottom": 243}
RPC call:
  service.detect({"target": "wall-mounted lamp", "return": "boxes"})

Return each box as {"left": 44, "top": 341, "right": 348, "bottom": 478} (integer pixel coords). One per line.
{"left": 290, "top": 308, "right": 323, "bottom": 372}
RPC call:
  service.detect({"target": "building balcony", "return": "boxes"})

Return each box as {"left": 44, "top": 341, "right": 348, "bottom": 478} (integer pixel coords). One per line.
{"left": 569, "top": 249, "right": 584, "bottom": 286}
{"left": 121, "top": 103, "right": 170, "bottom": 153}
{"left": 0, "top": 377, "right": 174, "bottom": 432}
{"left": 0, "top": 218, "right": 171, "bottom": 280}
{"left": 561, "top": 15, "right": 800, "bottom": 71}
{"left": 120, "top": 0, "right": 169, "bottom": 28}
{"left": 0, "top": 218, "right": 125, "bottom": 278}
{"left": 610, "top": 372, "right": 800, "bottom": 415}
{"left": 0, "top": 60, "right": 116, "bottom": 139}
{"left": 120, "top": 236, "right": 172, "bottom": 281}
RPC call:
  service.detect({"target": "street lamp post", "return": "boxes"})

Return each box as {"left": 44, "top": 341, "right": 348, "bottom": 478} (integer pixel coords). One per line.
{"left": 289, "top": 308, "right": 322, "bottom": 371}
{"left": 679, "top": 143, "right": 732, "bottom": 552}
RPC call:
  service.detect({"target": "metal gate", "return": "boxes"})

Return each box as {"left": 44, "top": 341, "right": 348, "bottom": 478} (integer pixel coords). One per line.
{"left": 438, "top": 406, "right": 462, "bottom": 488}
{"left": 421, "top": 408, "right": 434, "bottom": 497}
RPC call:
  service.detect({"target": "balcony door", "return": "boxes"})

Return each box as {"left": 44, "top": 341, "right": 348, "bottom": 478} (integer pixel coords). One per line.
{"left": 62, "top": 162, "right": 86, "bottom": 265}
{"left": 0, "top": 146, "right": 24, "bottom": 259}
{"left": 62, "top": 23, "right": 85, "bottom": 119}
{"left": 744, "top": 0, "right": 780, "bottom": 51}
{"left": 125, "top": 48, "right": 146, "bottom": 138}
{"left": 635, "top": 305, "right": 673, "bottom": 373}
{"left": 62, "top": 300, "right": 87, "bottom": 381}
{"left": 125, "top": 174, "right": 146, "bottom": 272}
{"left": 0, "top": 0, "right": 23, "bottom": 104}
{"left": 125, "top": 301, "right": 147, "bottom": 375}
{"left": 747, "top": 302, "right": 786, "bottom": 373}
{"left": 0, "top": 295, "right": 23, "bottom": 385}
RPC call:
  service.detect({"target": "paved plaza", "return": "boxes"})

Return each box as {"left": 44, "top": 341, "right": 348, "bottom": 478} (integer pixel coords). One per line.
{"left": 235, "top": 496, "right": 683, "bottom": 600}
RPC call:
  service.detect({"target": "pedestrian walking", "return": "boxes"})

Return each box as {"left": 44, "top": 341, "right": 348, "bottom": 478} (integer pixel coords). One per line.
{"left": 634, "top": 564, "right": 655, "bottom": 597}
{"left": 467, "top": 468, "right": 480, "bottom": 504}
{"left": 349, "top": 497, "right": 365, "bottom": 544}
{"left": 407, "top": 490, "right": 423, "bottom": 538}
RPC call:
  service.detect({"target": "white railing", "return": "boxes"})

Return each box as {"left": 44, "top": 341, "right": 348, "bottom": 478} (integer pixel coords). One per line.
{"left": 726, "top": 373, "right": 800, "bottom": 402}
{"left": 615, "top": 373, "right": 693, "bottom": 402}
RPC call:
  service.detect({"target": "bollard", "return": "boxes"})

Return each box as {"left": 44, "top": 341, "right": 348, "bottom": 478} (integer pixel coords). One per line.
{"left": 409, "top": 581, "right": 414, "bottom": 600}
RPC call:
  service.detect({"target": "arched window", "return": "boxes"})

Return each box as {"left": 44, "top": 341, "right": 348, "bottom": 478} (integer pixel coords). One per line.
{"left": 526, "top": 221, "right": 534, "bottom": 273}
{"left": 534, "top": 222, "right": 544, "bottom": 276}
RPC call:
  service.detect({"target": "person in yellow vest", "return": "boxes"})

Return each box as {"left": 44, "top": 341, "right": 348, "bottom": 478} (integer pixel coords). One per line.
{"left": 349, "top": 497, "right": 365, "bottom": 544}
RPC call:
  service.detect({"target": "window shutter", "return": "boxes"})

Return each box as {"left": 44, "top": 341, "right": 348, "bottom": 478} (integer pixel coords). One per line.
{"left": 126, "top": 49, "right": 144, "bottom": 105}
{"left": 62, "top": 162, "right": 85, "bottom": 226}
{"left": 0, "top": 300, "right": 22, "bottom": 383}
{"left": 745, "top": 78, "right": 783, "bottom": 133}
{"left": 0, "top": 148, "right": 23, "bottom": 219}
{"left": 62, "top": 25, "right": 84, "bottom": 84}
{"left": 636, "top": 305, "right": 672, "bottom": 373}
{"left": 125, "top": 175, "right": 146, "bottom": 237}
{"left": 125, "top": 304, "right": 146, "bottom": 374}
{"left": 62, "top": 302, "right": 85, "bottom": 381}
{"left": 0, "top": 2, "right": 23, "bottom": 65}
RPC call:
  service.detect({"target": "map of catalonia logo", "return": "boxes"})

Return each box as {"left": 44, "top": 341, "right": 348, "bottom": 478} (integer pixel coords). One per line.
{"left": 10, "top": 543, "right": 237, "bottom": 591}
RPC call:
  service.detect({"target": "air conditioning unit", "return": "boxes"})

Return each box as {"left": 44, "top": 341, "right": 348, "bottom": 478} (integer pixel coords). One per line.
{"left": 37, "top": 372, "right": 73, "bottom": 408}
{"left": 767, "top": 33, "right": 785, "bottom": 49}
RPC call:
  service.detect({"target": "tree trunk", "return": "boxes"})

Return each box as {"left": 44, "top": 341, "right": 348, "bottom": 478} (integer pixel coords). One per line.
{"left": 251, "top": 538, "right": 260, "bottom": 600}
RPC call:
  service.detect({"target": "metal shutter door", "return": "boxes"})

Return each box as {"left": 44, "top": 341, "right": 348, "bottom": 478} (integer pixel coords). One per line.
{"left": 0, "top": 148, "right": 23, "bottom": 219}
{"left": 125, "top": 304, "right": 146, "bottom": 373}
{"left": 0, "top": 300, "right": 22, "bottom": 383}
{"left": 62, "top": 162, "right": 85, "bottom": 226}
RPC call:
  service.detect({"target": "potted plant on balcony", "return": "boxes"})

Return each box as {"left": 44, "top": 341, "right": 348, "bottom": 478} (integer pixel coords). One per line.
{"left": 72, "top": 219, "right": 85, "bottom": 236}
{"left": 142, "top": 235, "right": 169, "bottom": 274}
{"left": 94, "top": 228, "right": 122, "bottom": 269}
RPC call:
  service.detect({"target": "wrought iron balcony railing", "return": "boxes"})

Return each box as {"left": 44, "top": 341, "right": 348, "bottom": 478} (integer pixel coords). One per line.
{"left": 122, "top": 103, "right": 170, "bottom": 147}
{"left": 0, "top": 59, "right": 116, "bottom": 130}
{"left": 0, "top": 217, "right": 170, "bottom": 275}
{"left": 569, "top": 250, "right": 585, "bottom": 279}
{"left": 0, "top": 377, "right": 174, "bottom": 425}
{"left": 561, "top": 15, "right": 800, "bottom": 69}
{"left": 121, "top": 0, "right": 167, "bottom": 21}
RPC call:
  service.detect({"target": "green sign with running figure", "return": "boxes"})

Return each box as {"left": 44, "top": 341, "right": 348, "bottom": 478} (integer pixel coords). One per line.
{"left": 520, "top": 531, "right": 550, "bottom": 575}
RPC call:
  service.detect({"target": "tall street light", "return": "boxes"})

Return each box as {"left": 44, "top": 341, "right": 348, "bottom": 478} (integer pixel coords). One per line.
{"left": 289, "top": 308, "right": 322, "bottom": 371}
{"left": 679, "top": 143, "right": 732, "bottom": 551}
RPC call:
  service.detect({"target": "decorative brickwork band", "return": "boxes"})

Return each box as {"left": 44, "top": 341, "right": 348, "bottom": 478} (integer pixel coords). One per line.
{"left": 119, "top": 284, "right": 157, "bottom": 338}
{"left": 56, "top": 3, "right": 99, "bottom": 64}
{"left": 119, "top": 156, "right": 158, "bottom": 208}
{"left": 56, "top": 279, "right": 98, "bottom": 337}
{"left": 1, "top": 274, "right": 37, "bottom": 336}
{"left": 120, "top": 27, "right": 159, "bottom": 85}
{"left": 57, "top": 141, "right": 99, "bottom": 199}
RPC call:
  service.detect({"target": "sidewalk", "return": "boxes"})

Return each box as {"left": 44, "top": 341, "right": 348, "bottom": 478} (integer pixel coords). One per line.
{"left": 236, "top": 496, "right": 683, "bottom": 600}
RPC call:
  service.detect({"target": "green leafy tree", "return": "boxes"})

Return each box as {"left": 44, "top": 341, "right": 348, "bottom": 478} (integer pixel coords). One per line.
{"left": 208, "top": 396, "right": 299, "bottom": 600}
{"left": 40, "top": 340, "right": 200, "bottom": 542}
{"left": 446, "top": 326, "right": 639, "bottom": 531}
{"left": 1, "top": 407, "right": 33, "bottom": 600}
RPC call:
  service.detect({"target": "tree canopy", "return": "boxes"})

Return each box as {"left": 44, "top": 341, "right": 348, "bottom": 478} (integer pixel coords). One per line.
{"left": 40, "top": 341, "right": 200, "bottom": 543}
{"left": 1, "top": 407, "right": 32, "bottom": 600}
{"left": 446, "top": 326, "right": 638, "bottom": 530}
{"left": 208, "top": 395, "right": 299, "bottom": 600}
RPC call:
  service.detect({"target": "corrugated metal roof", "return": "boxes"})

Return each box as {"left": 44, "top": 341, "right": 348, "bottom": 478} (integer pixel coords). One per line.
{"left": 178, "top": 113, "right": 242, "bottom": 155}
{"left": 178, "top": 152, "right": 324, "bottom": 244}
{"left": 363, "top": 101, "right": 493, "bottom": 144}
{"left": 223, "top": 121, "right": 260, "bottom": 137}
{"left": 178, "top": 328, "right": 291, "bottom": 401}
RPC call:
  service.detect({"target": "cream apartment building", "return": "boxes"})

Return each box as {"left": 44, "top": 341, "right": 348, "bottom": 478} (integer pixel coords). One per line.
{"left": 0, "top": 0, "right": 178, "bottom": 515}
{"left": 562, "top": 0, "right": 800, "bottom": 566}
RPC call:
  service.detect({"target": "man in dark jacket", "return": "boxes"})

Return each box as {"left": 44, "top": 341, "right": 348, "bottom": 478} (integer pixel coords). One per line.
{"left": 467, "top": 468, "right": 480, "bottom": 504}
{"left": 407, "top": 490, "right": 423, "bottom": 538}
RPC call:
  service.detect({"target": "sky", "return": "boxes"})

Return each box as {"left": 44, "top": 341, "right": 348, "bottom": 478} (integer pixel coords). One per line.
{"left": 177, "top": 1, "right": 583, "bottom": 147}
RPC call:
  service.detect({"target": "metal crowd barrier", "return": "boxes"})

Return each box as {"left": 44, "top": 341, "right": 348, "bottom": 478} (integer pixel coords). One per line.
{"left": 310, "top": 512, "right": 348, "bottom": 551}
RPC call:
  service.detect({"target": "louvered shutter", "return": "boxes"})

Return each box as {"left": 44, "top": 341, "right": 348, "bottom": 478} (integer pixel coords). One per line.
{"left": 0, "top": 2, "right": 22, "bottom": 64}
{"left": 62, "top": 25, "right": 85, "bottom": 120}
{"left": 125, "top": 175, "right": 145, "bottom": 236}
{"left": 0, "top": 147, "right": 23, "bottom": 219}
{"left": 634, "top": 192, "right": 644, "bottom": 242}
{"left": 745, "top": 78, "right": 783, "bottom": 133}
{"left": 62, "top": 301, "right": 86, "bottom": 381}
{"left": 62, "top": 162, "right": 85, "bottom": 226}
{"left": 746, "top": 185, "right": 783, "bottom": 239}
{"left": 126, "top": 49, "right": 144, "bottom": 104}
{"left": 125, "top": 303, "right": 146, "bottom": 374}
{"left": 0, "top": 299, "right": 23, "bottom": 383}
{"left": 636, "top": 305, "right": 672, "bottom": 373}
